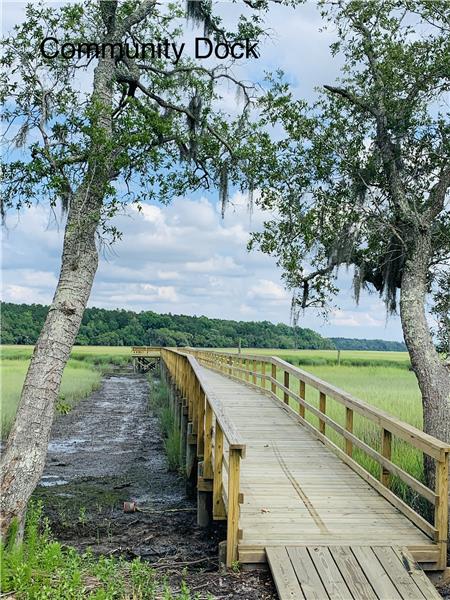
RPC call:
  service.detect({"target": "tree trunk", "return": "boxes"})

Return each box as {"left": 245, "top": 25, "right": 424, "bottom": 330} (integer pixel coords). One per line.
{"left": 0, "top": 195, "right": 100, "bottom": 537}
{"left": 399, "top": 231, "right": 450, "bottom": 488}
{"left": 0, "top": 48, "right": 115, "bottom": 537}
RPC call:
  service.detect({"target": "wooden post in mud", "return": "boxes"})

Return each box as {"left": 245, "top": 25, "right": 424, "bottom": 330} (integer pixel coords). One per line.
{"left": 197, "top": 461, "right": 213, "bottom": 527}
{"left": 185, "top": 422, "right": 197, "bottom": 500}
{"left": 180, "top": 400, "right": 188, "bottom": 465}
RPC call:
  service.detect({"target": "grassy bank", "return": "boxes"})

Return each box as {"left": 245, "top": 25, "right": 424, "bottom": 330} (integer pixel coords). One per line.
{"left": 0, "top": 345, "right": 133, "bottom": 439}
{"left": 0, "top": 502, "right": 195, "bottom": 600}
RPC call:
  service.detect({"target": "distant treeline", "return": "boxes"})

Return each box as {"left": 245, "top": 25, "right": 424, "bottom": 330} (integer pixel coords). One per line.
{"left": 332, "top": 337, "right": 406, "bottom": 352}
{"left": 0, "top": 302, "right": 406, "bottom": 351}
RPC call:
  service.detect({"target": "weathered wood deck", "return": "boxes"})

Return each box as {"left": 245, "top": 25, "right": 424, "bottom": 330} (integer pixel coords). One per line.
{"left": 157, "top": 347, "right": 449, "bottom": 600}
{"left": 198, "top": 366, "right": 435, "bottom": 560}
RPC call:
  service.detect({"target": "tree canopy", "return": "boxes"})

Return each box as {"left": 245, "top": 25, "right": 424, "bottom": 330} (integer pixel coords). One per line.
{"left": 1, "top": 302, "right": 407, "bottom": 350}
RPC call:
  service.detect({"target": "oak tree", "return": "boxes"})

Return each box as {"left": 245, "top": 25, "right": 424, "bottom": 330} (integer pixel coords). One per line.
{"left": 248, "top": 0, "right": 450, "bottom": 482}
{"left": 0, "top": 0, "right": 265, "bottom": 536}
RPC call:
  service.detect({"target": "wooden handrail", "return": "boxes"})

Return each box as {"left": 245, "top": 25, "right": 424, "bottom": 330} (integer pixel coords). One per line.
{"left": 188, "top": 347, "right": 450, "bottom": 568}
{"left": 131, "top": 346, "right": 162, "bottom": 355}
{"left": 160, "top": 348, "right": 245, "bottom": 567}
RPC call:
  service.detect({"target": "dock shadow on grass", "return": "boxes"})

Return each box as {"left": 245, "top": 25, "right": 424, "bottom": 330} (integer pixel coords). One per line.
{"left": 28, "top": 369, "right": 276, "bottom": 599}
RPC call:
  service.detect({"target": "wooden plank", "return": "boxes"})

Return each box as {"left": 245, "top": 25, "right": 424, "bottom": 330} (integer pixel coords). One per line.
{"left": 307, "top": 546, "right": 353, "bottom": 599}
{"left": 266, "top": 547, "right": 305, "bottom": 599}
{"left": 394, "top": 547, "right": 442, "bottom": 600}
{"left": 299, "top": 380, "right": 306, "bottom": 419}
{"left": 434, "top": 451, "right": 449, "bottom": 568}
{"left": 203, "top": 400, "right": 213, "bottom": 479}
{"left": 345, "top": 408, "right": 353, "bottom": 457}
{"left": 372, "top": 546, "right": 426, "bottom": 599}
{"left": 286, "top": 547, "right": 329, "bottom": 600}
{"left": 284, "top": 371, "right": 290, "bottom": 405}
{"left": 329, "top": 546, "right": 377, "bottom": 600}
{"left": 213, "top": 422, "right": 226, "bottom": 520}
{"left": 381, "top": 429, "right": 392, "bottom": 488}
{"left": 271, "top": 364, "right": 277, "bottom": 394}
{"left": 351, "top": 546, "right": 403, "bottom": 599}
{"left": 319, "top": 392, "right": 326, "bottom": 435}
{"left": 226, "top": 448, "right": 241, "bottom": 567}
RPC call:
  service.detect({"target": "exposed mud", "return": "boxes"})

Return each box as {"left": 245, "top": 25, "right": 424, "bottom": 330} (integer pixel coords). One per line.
{"left": 34, "top": 369, "right": 277, "bottom": 599}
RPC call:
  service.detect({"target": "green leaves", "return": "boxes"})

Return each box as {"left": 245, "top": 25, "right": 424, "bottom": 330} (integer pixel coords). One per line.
{"left": 247, "top": 0, "right": 450, "bottom": 324}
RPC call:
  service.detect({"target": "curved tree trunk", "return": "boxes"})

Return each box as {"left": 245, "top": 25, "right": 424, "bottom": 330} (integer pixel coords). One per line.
{"left": 0, "top": 46, "right": 115, "bottom": 537}
{"left": 0, "top": 196, "right": 100, "bottom": 537}
{"left": 399, "top": 231, "right": 450, "bottom": 488}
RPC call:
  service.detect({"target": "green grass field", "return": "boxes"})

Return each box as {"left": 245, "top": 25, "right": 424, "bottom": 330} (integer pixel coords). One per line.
{"left": 0, "top": 345, "right": 131, "bottom": 439}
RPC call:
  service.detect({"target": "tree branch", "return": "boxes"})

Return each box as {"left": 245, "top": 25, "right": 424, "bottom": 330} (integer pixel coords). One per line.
{"left": 323, "top": 85, "right": 379, "bottom": 117}
{"left": 427, "top": 164, "right": 450, "bottom": 220}
{"left": 117, "top": 0, "right": 157, "bottom": 36}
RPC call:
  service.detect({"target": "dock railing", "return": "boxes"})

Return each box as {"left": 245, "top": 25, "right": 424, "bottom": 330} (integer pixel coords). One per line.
{"left": 187, "top": 348, "right": 449, "bottom": 569}
{"left": 161, "top": 348, "right": 246, "bottom": 567}
{"left": 131, "top": 346, "right": 161, "bottom": 356}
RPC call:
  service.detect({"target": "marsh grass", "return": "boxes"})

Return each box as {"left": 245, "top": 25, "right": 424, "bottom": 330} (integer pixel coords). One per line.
{"left": 1, "top": 358, "right": 102, "bottom": 439}
{"left": 266, "top": 363, "right": 430, "bottom": 518}
{"left": 149, "top": 379, "right": 182, "bottom": 472}
{"left": 1, "top": 344, "right": 131, "bottom": 366}
{"left": 0, "top": 501, "right": 196, "bottom": 599}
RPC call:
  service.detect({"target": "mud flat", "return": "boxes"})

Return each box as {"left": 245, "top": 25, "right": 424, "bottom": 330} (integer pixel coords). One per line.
{"left": 35, "top": 369, "right": 277, "bottom": 599}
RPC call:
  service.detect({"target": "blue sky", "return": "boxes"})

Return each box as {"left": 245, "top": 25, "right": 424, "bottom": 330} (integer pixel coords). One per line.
{"left": 1, "top": 1, "right": 404, "bottom": 341}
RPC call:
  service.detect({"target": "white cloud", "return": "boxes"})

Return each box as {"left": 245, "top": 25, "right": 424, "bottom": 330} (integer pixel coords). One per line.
{"left": 330, "top": 309, "right": 384, "bottom": 328}
{"left": 248, "top": 279, "right": 289, "bottom": 302}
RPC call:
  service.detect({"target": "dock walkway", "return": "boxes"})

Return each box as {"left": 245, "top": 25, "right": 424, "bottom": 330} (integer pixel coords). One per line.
{"left": 157, "top": 347, "right": 449, "bottom": 599}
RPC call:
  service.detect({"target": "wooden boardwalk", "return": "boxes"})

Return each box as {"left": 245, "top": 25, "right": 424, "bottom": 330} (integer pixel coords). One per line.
{"left": 158, "top": 348, "right": 449, "bottom": 599}
{"left": 198, "top": 367, "right": 435, "bottom": 556}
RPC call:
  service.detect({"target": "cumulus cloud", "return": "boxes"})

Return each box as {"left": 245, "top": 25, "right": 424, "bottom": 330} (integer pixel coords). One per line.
{"left": 1, "top": 190, "right": 403, "bottom": 340}
{"left": 330, "top": 309, "right": 384, "bottom": 328}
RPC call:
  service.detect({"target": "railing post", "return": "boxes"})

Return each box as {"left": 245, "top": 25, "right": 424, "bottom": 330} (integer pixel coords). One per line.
{"left": 213, "top": 422, "right": 226, "bottom": 520}
{"left": 435, "top": 451, "right": 449, "bottom": 569}
{"left": 253, "top": 359, "right": 257, "bottom": 385}
{"left": 319, "top": 392, "right": 326, "bottom": 435}
{"left": 246, "top": 358, "right": 250, "bottom": 383}
{"left": 381, "top": 428, "right": 392, "bottom": 488}
{"left": 283, "top": 371, "right": 289, "bottom": 405}
{"left": 203, "top": 400, "right": 213, "bottom": 479}
{"left": 271, "top": 363, "right": 277, "bottom": 395}
{"left": 345, "top": 407, "right": 353, "bottom": 457}
{"left": 226, "top": 448, "right": 242, "bottom": 567}
{"left": 299, "top": 380, "right": 305, "bottom": 418}
{"left": 262, "top": 362, "right": 266, "bottom": 390}
{"left": 228, "top": 356, "right": 232, "bottom": 376}
{"left": 197, "top": 388, "right": 205, "bottom": 458}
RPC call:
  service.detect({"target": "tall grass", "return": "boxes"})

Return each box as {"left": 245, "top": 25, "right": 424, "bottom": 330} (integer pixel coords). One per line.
{"left": 149, "top": 379, "right": 182, "bottom": 472}
{"left": 268, "top": 363, "right": 428, "bottom": 515}
{"left": 1, "top": 344, "right": 132, "bottom": 367}
{"left": 1, "top": 358, "right": 102, "bottom": 439}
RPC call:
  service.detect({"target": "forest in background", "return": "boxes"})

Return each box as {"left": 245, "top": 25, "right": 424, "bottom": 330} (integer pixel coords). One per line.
{"left": 1, "top": 302, "right": 406, "bottom": 351}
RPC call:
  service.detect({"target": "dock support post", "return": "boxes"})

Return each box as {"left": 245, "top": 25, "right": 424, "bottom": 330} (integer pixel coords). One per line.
{"left": 197, "top": 461, "right": 213, "bottom": 527}
{"left": 180, "top": 402, "right": 187, "bottom": 466}
{"left": 186, "top": 422, "right": 197, "bottom": 500}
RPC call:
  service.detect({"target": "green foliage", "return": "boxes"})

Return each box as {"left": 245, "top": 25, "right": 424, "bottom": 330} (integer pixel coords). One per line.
{"left": 246, "top": 1, "right": 450, "bottom": 339}
{"left": 1, "top": 301, "right": 376, "bottom": 351}
{"left": 0, "top": 0, "right": 275, "bottom": 230}
{"left": 0, "top": 501, "right": 195, "bottom": 599}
